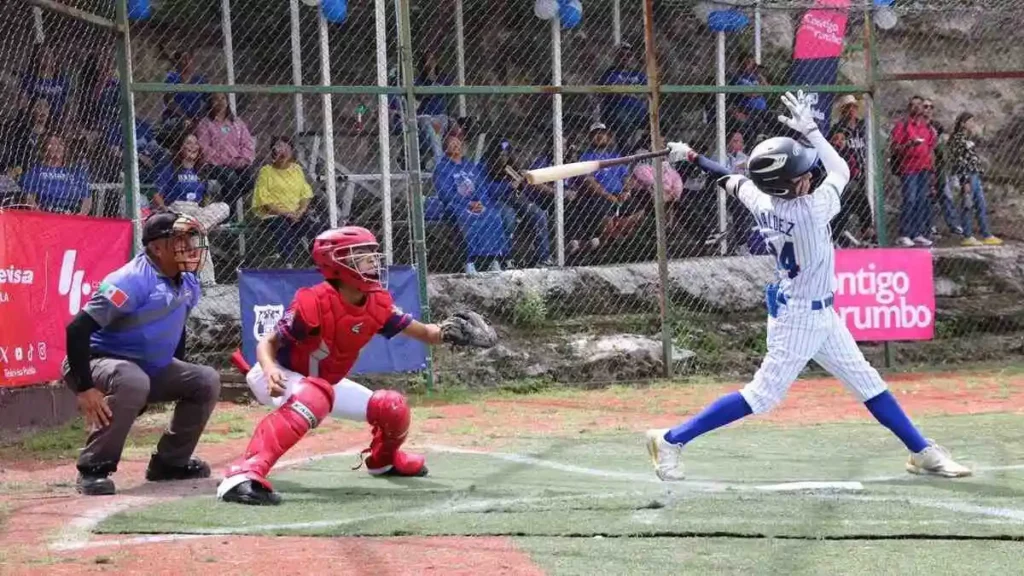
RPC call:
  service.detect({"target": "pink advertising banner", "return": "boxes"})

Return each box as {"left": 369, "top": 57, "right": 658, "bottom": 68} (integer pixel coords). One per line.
{"left": 834, "top": 249, "right": 935, "bottom": 342}
{"left": 793, "top": 0, "right": 851, "bottom": 60}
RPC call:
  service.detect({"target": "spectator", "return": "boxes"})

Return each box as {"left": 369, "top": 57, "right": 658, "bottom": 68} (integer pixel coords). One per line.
{"left": 18, "top": 44, "right": 71, "bottom": 127}
{"left": 481, "top": 138, "right": 552, "bottom": 268}
{"left": 568, "top": 122, "right": 630, "bottom": 259}
{"left": 597, "top": 43, "right": 648, "bottom": 152}
{"left": 196, "top": 92, "right": 256, "bottom": 214}
{"left": 433, "top": 135, "right": 509, "bottom": 274}
{"left": 671, "top": 138, "right": 759, "bottom": 254}
{"left": 21, "top": 134, "right": 92, "bottom": 215}
{"left": 924, "top": 107, "right": 963, "bottom": 239}
{"left": 154, "top": 134, "right": 230, "bottom": 285}
{"left": 732, "top": 56, "right": 768, "bottom": 113}
{"left": 948, "top": 112, "right": 1002, "bottom": 246}
{"left": 0, "top": 97, "right": 51, "bottom": 177}
{"left": 830, "top": 129, "right": 874, "bottom": 247}
{"left": 106, "top": 119, "right": 167, "bottom": 185}
{"left": 831, "top": 95, "right": 866, "bottom": 171}
{"left": 617, "top": 159, "right": 683, "bottom": 237}
{"left": 159, "top": 50, "right": 208, "bottom": 150}
{"left": 890, "top": 95, "right": 937, "bottom": 247}
{"left": 0, "top": 171, "right": 22, "bottom": 208}
{"left": 252, "top": 136, "right": 320, "bottom": 266}
{"left": 79, "top": 47, "right": 121, "bottom": 135}
{"left": 730, "top": 56, "right": 774, "bottom": 137}
{"left": 415, "top": 51, "right": 453, "bottom": 168}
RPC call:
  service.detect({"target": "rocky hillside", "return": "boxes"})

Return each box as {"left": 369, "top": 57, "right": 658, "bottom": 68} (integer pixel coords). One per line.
{"left": 190, "top": 244, "right": 1024, "bottom": 389}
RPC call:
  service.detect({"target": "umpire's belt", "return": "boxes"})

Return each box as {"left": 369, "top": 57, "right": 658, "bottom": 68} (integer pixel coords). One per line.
{"left": 776, "top": 292, "right": 834, "bottom": 311}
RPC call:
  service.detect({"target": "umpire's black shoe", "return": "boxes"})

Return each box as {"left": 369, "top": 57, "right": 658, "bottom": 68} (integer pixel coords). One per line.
{"left": 221, "top": 480, "right": 282, "bottom": 506}
{"left": 76, "top": 473, "right": 116, "bottom": 496}
{"left": 145, "top": 455, "right": 212, "bottom": 482}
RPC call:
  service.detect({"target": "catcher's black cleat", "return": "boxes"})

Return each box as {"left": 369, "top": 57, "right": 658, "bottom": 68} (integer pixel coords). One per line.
{"left": 146, "top": 455, "right": 212, "bottom": 482}
{"left": 375, "top": 463, "right": 429, "bottom": 478}
{"left": 76, "top": 472, "right": 116, "bottom": 496}
{"left": 221, "top": 480, "right": 282, "bottom": 506}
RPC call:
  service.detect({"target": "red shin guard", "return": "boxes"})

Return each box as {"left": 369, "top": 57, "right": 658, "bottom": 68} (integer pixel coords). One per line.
{"left": 223, "top": 377, "right": 334, "bottom": 489}
{"left": 362, "top": 389, "right": 425, "bottom": 476}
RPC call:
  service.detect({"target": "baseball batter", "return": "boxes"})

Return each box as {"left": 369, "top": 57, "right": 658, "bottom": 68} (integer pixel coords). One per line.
{"left": 216, "top": 226, "right": 497, "bottom": 505}
{"left": 646, "top": 91, "right": 971, "bottom": 480}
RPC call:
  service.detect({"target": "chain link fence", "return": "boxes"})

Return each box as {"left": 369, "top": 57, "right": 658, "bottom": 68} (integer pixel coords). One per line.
{"left": 872, "top": 0, "right": 1024, "bottom": 366}
{"left": 3, "top": 0, "right": 1023, "bottom": 386}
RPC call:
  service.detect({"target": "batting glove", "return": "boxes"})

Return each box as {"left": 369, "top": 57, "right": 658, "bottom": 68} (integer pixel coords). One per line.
{"left": 667, "top": 142, "right": 697, "bottom": 164}
{"left": 778, "top": 90, "right": 819, "bottom": 135}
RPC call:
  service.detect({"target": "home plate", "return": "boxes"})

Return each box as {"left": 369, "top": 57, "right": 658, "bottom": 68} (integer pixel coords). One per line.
{"left": 754, "top": 481, "right": 865, "bottom": 492}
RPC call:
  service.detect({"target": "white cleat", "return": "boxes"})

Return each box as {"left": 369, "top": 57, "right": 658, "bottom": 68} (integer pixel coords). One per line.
{"left": 906, "top": 440, "right": 972, "bottom": 478}
{"left": 645, "top": 429, "right": 686, "bottom": 481}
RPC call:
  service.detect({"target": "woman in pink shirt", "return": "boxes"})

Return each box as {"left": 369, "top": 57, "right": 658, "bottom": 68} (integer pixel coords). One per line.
{"left": 196, "top": 92, "right": 256, "bottom": 217}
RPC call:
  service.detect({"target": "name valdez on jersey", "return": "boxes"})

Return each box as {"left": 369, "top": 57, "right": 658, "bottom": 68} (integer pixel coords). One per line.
{"left": 754, "top": 211, "right": 796, "bottom": 237}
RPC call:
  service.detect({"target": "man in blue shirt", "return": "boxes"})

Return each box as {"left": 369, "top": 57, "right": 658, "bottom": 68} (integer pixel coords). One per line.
{"left": 62, "top": 211, "right": 221, "bottom": 495}
{"left": 598, "top": 44, "right": 648, "bottom": 152}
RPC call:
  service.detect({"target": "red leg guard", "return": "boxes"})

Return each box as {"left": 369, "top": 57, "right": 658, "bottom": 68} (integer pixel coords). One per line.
{"left": 222, "top": 377, "right": 334, "bottom": 489}
{"left": 363, "top": 389, "right": 426, "bottom": 476}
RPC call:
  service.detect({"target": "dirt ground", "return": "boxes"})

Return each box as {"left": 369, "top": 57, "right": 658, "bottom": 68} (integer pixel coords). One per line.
{"left": 3, "top": 373, "right": 1023, "bottom": 576}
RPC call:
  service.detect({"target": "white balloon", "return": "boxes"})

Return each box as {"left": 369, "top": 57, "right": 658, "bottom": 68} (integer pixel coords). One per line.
{"left": 873, "top": 7, "right": 898, "bottom": 30}
{"left": 301, "top": 0, "right": 320, "bottom": 7}
{"left": 534, "top": 0, "right": 558, "bottom": 20}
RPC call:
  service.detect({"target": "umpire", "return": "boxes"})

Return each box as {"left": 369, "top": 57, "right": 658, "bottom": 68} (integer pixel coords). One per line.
{"left": 63, "top": 210, "right": 221, "bottom": 495}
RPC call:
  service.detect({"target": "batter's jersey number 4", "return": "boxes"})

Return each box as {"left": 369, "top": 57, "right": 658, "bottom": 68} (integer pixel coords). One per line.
{"left": 766, "top": 240, "right": 801, "bottom": 279}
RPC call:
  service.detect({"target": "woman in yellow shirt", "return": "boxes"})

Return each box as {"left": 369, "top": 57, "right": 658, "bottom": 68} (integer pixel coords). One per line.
{"left": 252, "top": 136, "right": 319, "bottom": 266}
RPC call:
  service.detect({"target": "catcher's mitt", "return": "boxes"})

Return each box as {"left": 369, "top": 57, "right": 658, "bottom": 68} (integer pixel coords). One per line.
{"left": 439, "top": 310, "right": 498, "bottom": 348}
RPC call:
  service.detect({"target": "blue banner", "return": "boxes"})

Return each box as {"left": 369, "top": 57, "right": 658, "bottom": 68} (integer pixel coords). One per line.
{"left": 238, "top": 266, "right": 428, "bottom": 376}
{"left": 788, "top": 57, "right": 841, "bottom": 135}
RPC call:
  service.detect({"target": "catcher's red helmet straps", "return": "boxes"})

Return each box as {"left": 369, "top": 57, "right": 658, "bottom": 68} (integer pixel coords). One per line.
{"left": 311, "top": 226, "right": 386, "bottom": 292}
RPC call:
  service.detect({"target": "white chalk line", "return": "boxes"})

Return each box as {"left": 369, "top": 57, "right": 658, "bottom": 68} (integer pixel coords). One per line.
{"left": 52, "top": 447, "right": 1024, "bottom": 552}
{"left": 54, "top": 491, "right": 634, "bottom": 551}
{"left": 425, "top": 444, "right": 866, "bottom": 494}
{"left": 49, "top": 446, "right": 365, "bottom": 552}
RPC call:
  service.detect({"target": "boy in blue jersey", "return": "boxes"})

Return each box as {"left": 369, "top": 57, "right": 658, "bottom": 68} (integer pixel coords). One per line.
{"left": 62, "top": 211, "right": 222, "bottom": 495}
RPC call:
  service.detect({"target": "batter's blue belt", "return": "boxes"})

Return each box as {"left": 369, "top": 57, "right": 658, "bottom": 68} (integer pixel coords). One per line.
{"left": 766, "top": 284, "right": 834, "bottom": 318}
{"left": 777, "top": 292, "right": 834, "bottom": 310}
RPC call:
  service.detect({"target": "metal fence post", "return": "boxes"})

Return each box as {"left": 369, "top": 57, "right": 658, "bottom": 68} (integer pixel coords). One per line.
{"left": 398, "top": 0, "right": 435, "bottom": 390}
{"left": 643, "top": 0, "right": 673, "bottom": 378}
{"left": 115, "top": 0, "right": 141, "bottom": 254}
{"left": 864, "top": 2, "right": 894, "bottom": 369}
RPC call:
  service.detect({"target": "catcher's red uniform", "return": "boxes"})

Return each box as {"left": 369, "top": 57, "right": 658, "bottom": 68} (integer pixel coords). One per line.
{"left": 275, "top": 282, "right": 412, "bottom": 381}
{"left": 218, "top": 283, "right": 426, "bottom": 501}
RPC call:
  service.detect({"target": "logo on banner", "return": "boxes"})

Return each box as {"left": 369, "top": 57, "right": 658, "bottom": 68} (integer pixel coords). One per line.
{"left": 834, "top": 249, "right": 935, "bottom": 341}
{"left": 253, "top": 304, "right": 284, "bottom": 341}
{"left": 0, "top": 341, "right": 45, "bottom": 380}
{"left": 0, "top": 265, "right": 34, "bottom": 304}
{"left": 58, "top": 250, "right": 95, "bottom": 315}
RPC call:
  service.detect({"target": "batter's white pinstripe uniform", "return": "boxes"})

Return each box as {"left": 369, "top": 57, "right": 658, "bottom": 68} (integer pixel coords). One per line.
{"left": 735, "top": 132, "right": 887, "bottom": 414}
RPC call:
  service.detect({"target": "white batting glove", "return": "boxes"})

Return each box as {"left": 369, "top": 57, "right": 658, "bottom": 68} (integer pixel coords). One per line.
{"left": 667, "top": 142, "right": 696, "bottom": 164}
{"left": 778, "top": 90, "right": 819, "bottom": 135}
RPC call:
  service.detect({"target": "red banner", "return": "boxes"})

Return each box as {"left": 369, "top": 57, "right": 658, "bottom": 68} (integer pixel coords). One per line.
{"left": 792, "top": 0, "right": 851, "bottom": 60}
{"left": 0, "top": 211, "right": 132, "bottom": 387}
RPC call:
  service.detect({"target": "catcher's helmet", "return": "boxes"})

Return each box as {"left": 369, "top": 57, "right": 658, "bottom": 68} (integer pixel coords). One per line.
{"left": 311, "top": 226, "right": 386, "bottom": 292}
{"left": 747, "top": 136, "right": 819, "bottom": 199}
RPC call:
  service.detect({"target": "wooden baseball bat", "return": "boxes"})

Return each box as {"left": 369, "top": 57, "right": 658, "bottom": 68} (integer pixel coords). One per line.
{"left": 522, "top": 149, "right": 671, "bottom": 185}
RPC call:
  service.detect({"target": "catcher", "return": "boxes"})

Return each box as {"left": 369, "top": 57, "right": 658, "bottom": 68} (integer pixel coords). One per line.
{"left": 217, "top": 226, "right": 497, "bottom": 505}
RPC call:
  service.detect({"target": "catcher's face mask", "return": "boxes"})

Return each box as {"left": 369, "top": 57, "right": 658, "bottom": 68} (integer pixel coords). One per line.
{"left": 168, "top": 215, "right": 208, "bottom": 274}
{"left": 340, "top": 244, "right": 387, "bottom": 289}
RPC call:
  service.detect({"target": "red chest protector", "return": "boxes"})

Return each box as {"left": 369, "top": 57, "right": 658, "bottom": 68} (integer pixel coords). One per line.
{"left": 285, "top": 282, "right": 394, "bottom": 382}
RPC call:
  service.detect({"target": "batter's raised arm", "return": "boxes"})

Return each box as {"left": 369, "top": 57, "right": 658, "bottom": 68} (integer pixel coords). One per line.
{"left": 778, "top": 90, "right": 850, "bottom": 188}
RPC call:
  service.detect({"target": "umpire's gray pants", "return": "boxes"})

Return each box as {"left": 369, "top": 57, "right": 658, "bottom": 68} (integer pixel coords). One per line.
{"left": 70, "top": 358, "right": 221, "bottom": 475}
